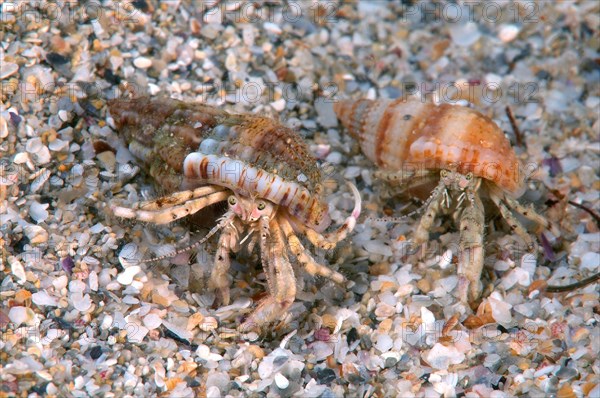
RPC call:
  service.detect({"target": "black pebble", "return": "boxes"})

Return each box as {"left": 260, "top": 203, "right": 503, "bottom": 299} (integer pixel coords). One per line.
{"left": 132, "top": 0, "right": 149, "bottom": 12}
{"left": 46, "top": 52, "right": 70, "bottom": 65}
{"left": 316, "top": 368, "right": 337, "bottom": 385}
{"left": 90, "top": 345, "right": 103, "bottom": 359}
{"left": 346, "top": 327, "right": 359, "bottom": 346}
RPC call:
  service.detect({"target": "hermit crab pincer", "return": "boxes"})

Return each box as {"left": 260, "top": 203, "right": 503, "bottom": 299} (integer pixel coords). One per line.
{"left": 334, "top": 98, "right": 551, "bottom": 303}
{"left": 108, "top": 97, "right": 361, "bottom": 331}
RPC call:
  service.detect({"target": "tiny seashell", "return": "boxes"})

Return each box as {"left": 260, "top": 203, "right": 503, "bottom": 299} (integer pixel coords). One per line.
{"left": 53, "top": 275, "right": 69, "bottom": 290}
{"left": 0, "top": 62, "right": 18, "bottom": 80}
{"left": 96, "top": 150, "right": 117, "bottom": 172}
{"left": 424, "top": 343, "right": 465, "bottom": 370}
{"left": 186, "top": 313, "right": 205, "bottom": 330}
{"left": 69, "top": 280, "right": 86, "bottom": 293}
{"left": 30, "top": 168, "right": 50, "bottom": 193}
{"left": 26, "top": 137, "right": 43, "bottom": 154}
{"left": 499, "top": 24, "right": 520, "bottom": 43}
{"left": 33, "top": 146, "right": 52, "bottom": 165}
{"left": 199, "top": 316, "right": 218, "bottom": 332}
{"left": 119, "top": 243, "right": 141, "bottom": 267}
{"left": 488, "top": 296, "right": 512, "bottom": 325}
{"left": 58, "top": 110, "right": 69, "bottom": 122}
{"left": 49, "top": 138, "right": 69, "bottom": 152}
{"left": 29, "top": 201, "right": 49, "bottom": 223}
{"left": 0, "top": 115, "right": 8, "bottom": 138}
{"left": 32, "top": 290, "right": 59, "bottom": 307}
{"left": 374, "top": 302, "right": 395, "bottom": 318}
{"left": 270, "top": 98, "right": 286, "bottom": 112}
{"left": 88, "top": 223, "right": 105, "bottom": 234}
{"left": 61, "top": 257, "right": 74, "bottom": 274}
{"left": 449, "top": 21, "right": 480, "bottom": 47}
{"left": 117, "top": 265, "right": 142, "bottom": 285}
{"left": 162, "top": 320, "right": 193, "bottom": 340}
{"left": 8, "top": 306, "right": 36, "bottom": 326}
{"left": 263, "top": 22, "right": 282, "bottom": 35}
{"left": 24, "top": 225, "right": 48, "bottom": 244}
{"left": 321, "top": 313, "right": 337, "bottom": 330}
{"left": 9, "top": 257, "right": 27, "bottom": 284}
{"left": 133, "top": 56, "right": 152, "bottom": 69}
{"left": 13, "top": 152, "right": 29, "bottom": 165}
{"left": 274, "top": 373, "right": 289, "bottom": 389}
{"left": 143, "top": 313, "right": 163, "bottom": 329}
{"left": 72, "top": 293, "right": 92, "bottom": 312}
{"left": 88, "top": 271, "right": 99, "bottom": 291}
{"left": 127, "top": 323, "right": 149, "bottom": 343}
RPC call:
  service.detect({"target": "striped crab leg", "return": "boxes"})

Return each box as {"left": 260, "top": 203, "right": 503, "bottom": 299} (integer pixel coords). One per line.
{"left": 279, "top": 216, "right": 345, "bottom": 284}
{"left": 240, "top": 217, "right": 296, "bottom": 332}
{"left": 111, "top": 187, "right": 229, "bottom": 224}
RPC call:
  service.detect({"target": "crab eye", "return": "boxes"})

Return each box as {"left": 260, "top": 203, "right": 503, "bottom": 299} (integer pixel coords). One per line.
{"left": 228, "top": 196, "right": 237, "bottom": 206}
{"left": 257, "top": 201, "right": 266, "bottom": 211}
{"left": 440, "top": 170, "right": 449, "bottom": 178}
{"left": 466, "top": 172, "right": 473, "bottom": 180}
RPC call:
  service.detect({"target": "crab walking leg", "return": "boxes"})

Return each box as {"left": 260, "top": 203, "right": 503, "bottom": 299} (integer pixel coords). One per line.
{"left": 299, "top": 182, "right": 361, "bottom": 250}
{"left": 208, "top": 214, "right": 240, "bottom": 306}
{"left": 240, "top": 219, "right": 296, "bottom": 331}
{"left": 258, "top": 216, "right": 276, "bottom": 296}
{"left": 280, "top": 216, "right": 345, "bottom": 284}
{"left": 456, "top": 193, "right": 485, "bottom": 303}
{"left": 489, "top": 194, "right": 536, "bottom": 251}
{"left": 412, "top": 183, "right": 445, "bottom": 245}
{"left": 130, "top": 185, "right": 228, "bottom": 211}
{"left": 111, "top": 191, "right": 229, "bottom": 224}
{"left": 502, "top": 195, "right": 551, "bottom": 230}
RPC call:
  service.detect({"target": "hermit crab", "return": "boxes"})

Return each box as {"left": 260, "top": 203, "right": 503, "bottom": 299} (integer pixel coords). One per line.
{"left": 334, "top": 98, "right": 550, "bottom": 303}
{"left": 108, "top": 97, "right": 361, "bottom": 331}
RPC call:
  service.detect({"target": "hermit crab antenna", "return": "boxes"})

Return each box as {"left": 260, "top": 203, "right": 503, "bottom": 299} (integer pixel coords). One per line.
{"left": 368, "top": 181, "right": 445, "bottom": 224}
{"left": 139, "top": 212, "right": 235, "bottom": 264}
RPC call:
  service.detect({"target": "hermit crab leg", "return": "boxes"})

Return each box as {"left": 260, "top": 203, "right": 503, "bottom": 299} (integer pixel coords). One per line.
{"left": 502, "top": 195, "right": 551, "bottom": 230}
{"left": 280, "top": 216, "right": 345, "bottom": 284}
{"left": 127, "top": 185, "right": 228, "bottom": 211}
{"left": 240, "top": 218, "right": 296, "bottom": 332}
{"left": 413, "top": 182, "right": 445, "bottom": 245}
{"left": 111, "top": 190, "right": 229, "bottom": 224}
{"left": 457, "top": 192, "right": 485, "bottom": 303}
{"left": 490, "top": 193, "right": 536, "bottom": 251}
{"left": 209, "top": 215, "right": 239, "bottom": 306}
{"left": 297, "top": 182, "right": 362, "bottom": 250}
{"left": 258, "top": 216, "right": 276, "bottom": 297}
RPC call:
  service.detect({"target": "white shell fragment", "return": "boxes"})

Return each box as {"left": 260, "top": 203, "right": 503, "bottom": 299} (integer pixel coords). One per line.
{"left": 117, "top": 266, "right": 142, "bottom": 285}
{"left": 8, "top": 306, "right": 36, "bottom": 326}
{"left": 29, "top": 201, "right": 49, "bottom": 223}
{"left": 0, "top": 62, "right": 19, "bottom": 79}
{"left": 133, "top": 56, "right": 152, "bottom": 69}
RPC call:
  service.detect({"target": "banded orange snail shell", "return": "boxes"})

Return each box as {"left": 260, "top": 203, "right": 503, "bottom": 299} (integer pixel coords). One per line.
{"left": 334, "top": 98, "right": 526, "bottom": 197}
